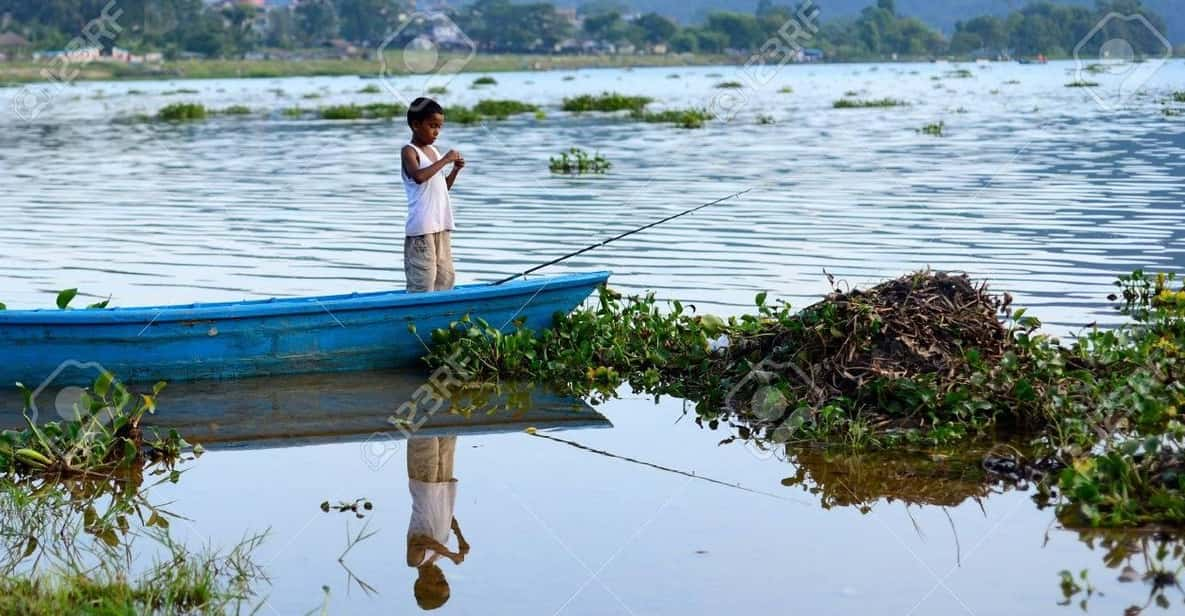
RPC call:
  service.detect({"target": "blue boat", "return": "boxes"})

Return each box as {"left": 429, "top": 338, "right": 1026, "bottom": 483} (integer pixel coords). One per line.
{"left": 0, "top": 271, "right": 610, "bottom": 387}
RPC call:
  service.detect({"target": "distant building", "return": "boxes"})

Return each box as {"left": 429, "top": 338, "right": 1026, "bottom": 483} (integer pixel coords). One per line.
{"left": 802, "top": 48, "right": 824, "bottom": 62}
{"left": 33, "top": 46, "right": 102, "bottom": 62}
{"left": 0, "top": 32, "right": 29, "bottom": 61}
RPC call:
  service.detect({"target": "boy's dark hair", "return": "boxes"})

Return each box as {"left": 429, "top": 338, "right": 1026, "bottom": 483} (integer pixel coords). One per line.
{"left": 407, "top": 97, "right": 444, "bottom": 127}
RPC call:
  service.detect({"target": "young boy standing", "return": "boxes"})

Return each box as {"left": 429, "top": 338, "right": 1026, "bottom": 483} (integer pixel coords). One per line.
{"left": 402, "top": 97, "right": 465, "bottom": 293}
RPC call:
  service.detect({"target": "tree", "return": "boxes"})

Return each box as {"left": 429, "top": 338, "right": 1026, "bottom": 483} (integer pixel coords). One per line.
{"left": 296, "top": 0, "right": 339, "bottom": 45}
{"left": 633, "top": 13, "right": 676, "bottom": 45}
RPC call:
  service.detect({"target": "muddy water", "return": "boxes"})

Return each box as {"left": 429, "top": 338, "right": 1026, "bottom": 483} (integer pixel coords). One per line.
{"left": 2, "top": 59, "right": 1185, "bottom": 614}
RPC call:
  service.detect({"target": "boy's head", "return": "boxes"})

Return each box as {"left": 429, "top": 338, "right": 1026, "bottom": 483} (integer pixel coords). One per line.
{"left": 407, "top": 97, "right": 444, "bottom": 145}
{"left": 413, "top": 563, "right": 450, "bottom": 610}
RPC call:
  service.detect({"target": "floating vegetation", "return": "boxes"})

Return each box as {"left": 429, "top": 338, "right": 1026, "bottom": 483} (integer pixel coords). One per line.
{"left": 756, "top": 114, "right": 775, "bottom": 125}
{"left": 946, "top": 68, "right": 974, "bottom": 78}
{"left": 666, "top": 73, "right": 680, "bottom": 79}
{"left": 471, "top": 75, "right": 497, "bottom": 86}
{"left": 1004, "top": 79, "right": 1021, "bottom": 85}
{"left": 561, "top": 92, "right": 652, "bottom": 113}
{"left": 161, "top": 88, "right": 199, "bottom": 96}
{"left": 471, "top": 99, "right": 539, "bottom": 119}
{"left": 281, "top": 106, "right": 304, "bottom": 117}
{"left": 714, "top": 81, "right": 744, "bottom": 89}
{"left": 301, "top": 92, "right": 322, "bottom": 99}
{"left": 629, "top": 107, "right": 710, "bottom": 129}
{"left": 357, "top": 84, "right": 382, "bottom": 94}
{"left": 1066, "top": 80, "right": 1100, "bottom": 88}
{"left": 427, "top": 85, "right": 448, "bottom": 95}
{"left": 126, "top": 89, "right": 145, "bottom": 95}
{"left": 156, "top": 102, "right": 207, "bottom": 121}
{"left": 549, "top": 147, "right": 611, "bottom": 174}
{"left": 917, "top": 120, "right": 944, "bottom": 136}
{"left": 778, "top": 86, "right": 793, "bottom": 93}
{"left": 1, "top": 377, "right": 192, "bottom": 478}
{"left": 1171, "top": 91, "right": 1185, "bottom": 103}
{"left": 1083, "top": 63, "right": 1107, "bottom": 74}
{"left": 843, "top": 89, "right": 859, "bottom": 97}
{"left": 833, "top": 98, "right": 908, "bottom": 109}
{"left": 217, "top": 105, "right": 252, "bottom": 115}
{"left": 319, "top": 102, "right": 405, "bottom": 120}
{"left": 424, "top": 269, "right": 1185, "bottom": 528}
{"left": 563, "top": 75, "right": 576, "bottom": 81}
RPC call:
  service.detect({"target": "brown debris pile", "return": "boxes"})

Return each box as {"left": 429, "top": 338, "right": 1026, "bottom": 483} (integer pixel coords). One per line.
{"left": 721, "top": 270, "right": 1010, "bottom": 412}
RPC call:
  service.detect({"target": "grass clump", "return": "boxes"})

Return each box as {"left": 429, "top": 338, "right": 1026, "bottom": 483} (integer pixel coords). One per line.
{"left": 549, "top": 147, "right": 610, "bottom": 174}
{"left": 714, "top": 80, "right": 744, "bottom": 89}
{"left": 156, "top": 102, "right": 207, "bottom": 121}
{"left": 217, "top": 105, "right": 251, "bottom": 115}
{"left": 946, "top": 68, "right": 974, "bottom": 78}
{"left": 833, "top": 98, "right": 908, "bottom": 109}
{"left": 629, "top": 107, "right": 710, "bottom": 128}
{"left": 917, "top": 120, "right": 944, "bottom": 136}
{"left": 756, "top": 114, "right": 775, "bottom": 125}
{"left": 1066, "top": 80, "right": 1100, "bottom": 88}
{"left": 358, "top": 84, "right": 382, "bottom": 94}
{"left": 472, "top": 75, "right": 497, "bottom": 86}
{"left": 1171, "top": 91, "right": 1185, "bottom": 103}
{"left": 778, "top": 86, "right": 793, "bottom": 93}
{"left": 561, "top": 92, "right": 652, "bottom": 113}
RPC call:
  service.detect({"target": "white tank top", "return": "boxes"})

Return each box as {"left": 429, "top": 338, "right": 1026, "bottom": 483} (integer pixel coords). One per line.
{"left": 402, "top": 143, "right": 455, "bottom": 237}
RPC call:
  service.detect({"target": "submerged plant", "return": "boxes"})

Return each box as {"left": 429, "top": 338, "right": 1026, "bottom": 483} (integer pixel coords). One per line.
{"left": 156, "top": 102, "right": 207, "bottom": 121}
{"left": 917, "top": 121, "right": 945, "bottom": 136}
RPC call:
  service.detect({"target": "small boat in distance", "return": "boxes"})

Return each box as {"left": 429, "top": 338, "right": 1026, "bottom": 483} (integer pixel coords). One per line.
{"left": 0, "top": 271, "right": 610, "bottom": 386}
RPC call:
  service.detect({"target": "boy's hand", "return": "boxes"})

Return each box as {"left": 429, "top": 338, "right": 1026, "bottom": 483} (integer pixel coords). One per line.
{"left": 453, "top": 155, "right": 465, "bottom": 169}
{"left": 443, "top": 149, "right": 462, "bottom": 163}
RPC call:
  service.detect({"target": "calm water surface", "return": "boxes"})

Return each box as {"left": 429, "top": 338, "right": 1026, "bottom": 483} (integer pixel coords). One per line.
{"left": 2, "top": 60, "right": 1185, "bottom": 614}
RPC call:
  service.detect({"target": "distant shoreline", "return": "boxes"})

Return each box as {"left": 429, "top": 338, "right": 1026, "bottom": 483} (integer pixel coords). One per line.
{"left": 0, "top": 53, "right": 750, "bottom": 84}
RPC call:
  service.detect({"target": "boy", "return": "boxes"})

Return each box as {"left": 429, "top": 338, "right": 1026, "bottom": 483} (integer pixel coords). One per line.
{"left": 402, "top": 97, "right": 465, "bottom": 293}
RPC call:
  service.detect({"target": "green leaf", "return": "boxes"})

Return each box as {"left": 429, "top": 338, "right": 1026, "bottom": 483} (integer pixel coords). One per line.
{"left": 86, "top": 297, "right": 110, "bottom": 309}
{"left": 755, "top": 291, "right": 768, "bottom": 306}
{"left": 56, "top": 288, "right": 78, "bottom": 310}
{"left": 94, "top": 371, "right": 114, "bottom": 397}
{"left": 0, "top": 302, "right": 6, "bottom": 310}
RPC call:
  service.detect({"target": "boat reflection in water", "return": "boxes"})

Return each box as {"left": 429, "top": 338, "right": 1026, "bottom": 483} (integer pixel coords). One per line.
{"left": 0, "top": 369, "right": 611, "bottom": 611}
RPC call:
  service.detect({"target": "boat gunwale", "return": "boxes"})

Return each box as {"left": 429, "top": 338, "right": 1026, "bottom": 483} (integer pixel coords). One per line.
{"left": 0, "top": 271, "right": 611, "bottom": 325}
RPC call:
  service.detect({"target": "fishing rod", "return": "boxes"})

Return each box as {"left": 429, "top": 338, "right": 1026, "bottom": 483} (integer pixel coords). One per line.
{"left": 492, "top": 187, "right": 753, "bottom": 285}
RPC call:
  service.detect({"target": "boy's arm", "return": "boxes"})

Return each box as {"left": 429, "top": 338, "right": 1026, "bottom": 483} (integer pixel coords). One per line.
{"left": 403, "top": 146, "right": 458, "bottom": 185}
{"left": 445, "top": 155, "right": 465, "bottom": 190}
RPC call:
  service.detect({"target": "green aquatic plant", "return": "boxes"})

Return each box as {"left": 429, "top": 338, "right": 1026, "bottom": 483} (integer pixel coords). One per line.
{"left": 778, "top": 86, "right": 793, "bottom": 93}
{"left": 1, "top": 376, "right": 192, "bottom": 478}
{"left": 756, "top": 114, "right": 775, "bottom": 125}
{"left": 427, "top": 85, "right": 448, "bottom": 95}
{"left": 561, "top": 92, "right": 652, "bottom": 113}
{"left": 319, "top": 102, "right": 405, "bottom": 120}
{"left": 358, "top": 84, "right": 382, "bottom": 94}
{"left": 715, "top": 81, "right": 744, "bottom": 89}
{"left": 471, "top": 75, "right": 497, "bottom": 86}
{"left": 471, "top": 99, "right": 540, "bottom": 119}
{"left": 1066, "top": 80, "right": 1100, "bottom": 88}
{"left": 917, "top": 120, "right": 944, "bottom": 136}
{"left": 629, "top": 107, "right": 710, "bottom": 128}
{"left": 833, "top": 98, "right": 907, "bottom": 109}
{"left": 217, "top": 105, "right": 251, "bottom": 115}
{"left": 946, "top": 68, "right": 974, "bottom": 78}
{"left": 549, "top": 148, "right": 611, "bottom": 174}
{"left": 160, "top": 88, "right": 199, "bottom": 96}
{"left": 156, "top": 102, "right": 207, "bottom": 121}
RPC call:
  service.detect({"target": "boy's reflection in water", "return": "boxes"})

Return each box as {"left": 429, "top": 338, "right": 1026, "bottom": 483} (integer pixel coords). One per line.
{"left": 405, "top": 436, "right": 469, "bottom": 610}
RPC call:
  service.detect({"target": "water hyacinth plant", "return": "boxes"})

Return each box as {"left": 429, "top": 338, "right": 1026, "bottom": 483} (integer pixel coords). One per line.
{"left": 833, "top": 98, "right": 908, "bottom": 109}
{"left": 549, "top": 148, "right": 611, "bottom": 174}
{"left": 629, "top": 107, "right": 710, "bottom": 129}
{"left": 561, "top": 92, "right": 653, "bottom": 113}
{"left": 156, "top": 103, "right": 207, "bottom": 121}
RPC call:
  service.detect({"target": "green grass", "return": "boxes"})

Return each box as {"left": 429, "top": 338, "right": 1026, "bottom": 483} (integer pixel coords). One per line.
{"left": 1065, "top": 80, "right": 1100, "bottom": 88}
{"left": 833, "top": 98, "right": 908, "bottom": 109}
{"left": 217, "top": 105, "right": 252, "bottom": 115}
{"left": 156, "top": 102, "right": 207, "bottom": 121}
{"left": 562, "top": 92, "right": 653, "bottom": 113}
{"left": 358, "top": 84, "right": 382, "bottom": 94}
{"left": 472, "top": 75, "right": 497, "bottom": 86}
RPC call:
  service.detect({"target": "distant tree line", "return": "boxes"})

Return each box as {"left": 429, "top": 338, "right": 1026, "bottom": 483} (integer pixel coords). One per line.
{"left": 0, "top": 0, "right": 1170, "bottom": 60}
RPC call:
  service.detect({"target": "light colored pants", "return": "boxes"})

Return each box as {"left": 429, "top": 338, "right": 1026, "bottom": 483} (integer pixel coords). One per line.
{"left": 407, "top": 436, "right": 457, "bottom": 483}
{"left": 404, "top": 231, "right": 455, "bottom": 292}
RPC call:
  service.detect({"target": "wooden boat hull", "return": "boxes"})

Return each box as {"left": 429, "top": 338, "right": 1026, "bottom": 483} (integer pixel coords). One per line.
{"left": 0, "top": 272, "right": 609, "bottom": 386}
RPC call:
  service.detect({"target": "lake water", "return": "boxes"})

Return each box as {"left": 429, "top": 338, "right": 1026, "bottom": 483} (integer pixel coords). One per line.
{"left": 2, "top": 60, "right": 1185, "bottom": 614}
